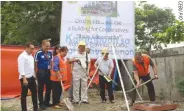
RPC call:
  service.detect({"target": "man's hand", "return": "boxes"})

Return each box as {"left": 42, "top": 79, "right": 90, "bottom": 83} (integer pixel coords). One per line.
{"left": 58, "top": 77, "right": 62, "bottom": 81}
{"left": 34, "top": 73, "right": 37, "bottom": 80}
{"left": 23, "top": 78, "right": 28, "bottom": 86}
{"left": 34, "top": 76, "right": 37, "bottom": 80}
{"left": 87, "top": 76, "right": 91, "bottom": 80}
{"left": 35, "top": 80, "right": 38, "bottom": 86}
{"left": 108, "top": 75, "right": 111, "bottom": 80}
{"left": 136, "top": 81, "right": 141, "bottom": 88}
{"left": 34, "top": 74, "right": 38, "bottom": 86}
{"left": 73, "top": 58, "right": 79, "bottom": 62}
{"left": 58, "top": 74, "right": 62, "bottom": 81}
{"left": 154, "top": 74, "right": 158, "bottom": 79}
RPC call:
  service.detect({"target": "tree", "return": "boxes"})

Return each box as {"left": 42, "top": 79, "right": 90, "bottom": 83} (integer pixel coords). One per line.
{"left": 1, "top": 1, "right": 62, "bottom": 46}
{"left": 135, "top": 2, "right": 176, "bottom": 51}
{"left": 155, "top": 20, "right": 184, "bottom": 44}
{"left": 2, "top": 1, "right": 183, "bottom": 48}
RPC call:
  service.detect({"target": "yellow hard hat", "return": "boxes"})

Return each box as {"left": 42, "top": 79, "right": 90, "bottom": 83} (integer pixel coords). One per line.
{"left": 78, "top": 41, "right": 86, "bottom": 46}
{"left": 101, "top": 47, "right": 109, "bottom": 54}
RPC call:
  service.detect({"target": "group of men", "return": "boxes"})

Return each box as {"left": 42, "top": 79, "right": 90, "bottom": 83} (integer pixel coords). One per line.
{"left": 18, "top": 40, "right": 53, "bottom": 111}
{"left": 18, "top": 39, "right": 158, "bottom": 111}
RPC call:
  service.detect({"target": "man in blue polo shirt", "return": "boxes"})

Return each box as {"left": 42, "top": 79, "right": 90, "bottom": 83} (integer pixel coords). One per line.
{"left": 34, "top": 39, "right": 52, "bottom": 110}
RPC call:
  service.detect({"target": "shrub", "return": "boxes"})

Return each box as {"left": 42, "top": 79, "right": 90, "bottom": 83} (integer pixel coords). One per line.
{"left": 177, "top": 78, "right": 184, "bottom": 95}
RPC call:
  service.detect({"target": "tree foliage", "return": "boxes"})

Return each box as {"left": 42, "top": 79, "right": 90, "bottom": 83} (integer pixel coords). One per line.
{"left": 155, "top": 20, "right": 184, "bottom": 44}
{"left": 1, "top": 1, "right": 184, "bottom": 48}
{"left": 1, "top": 1, "right": 62, "bottom": 46}
{"left": 135, "top": 2, "right": 177, "bottom": 51}
{"left": 177, "top": 78, "right": 184, "bottom": 95}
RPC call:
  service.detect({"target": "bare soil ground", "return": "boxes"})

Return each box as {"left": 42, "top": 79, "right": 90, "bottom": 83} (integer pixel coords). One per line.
{"left": 1, "top": 89, "right": 184, "bottom": 111}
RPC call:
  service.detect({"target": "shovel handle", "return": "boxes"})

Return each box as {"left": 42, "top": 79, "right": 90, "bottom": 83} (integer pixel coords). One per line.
{"left": 126, "top": 78, "right": 156, "bottom": 93}
{"left": 99, "top": 69, "right": 118, "bottom": 86}
{"left": 59, "top": 74, "right": 65, "bottom": 93}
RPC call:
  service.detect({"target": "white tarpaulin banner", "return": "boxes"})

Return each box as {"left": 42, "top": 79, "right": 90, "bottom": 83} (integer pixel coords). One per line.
{"left": 60, "top": 1, "right": 135, "bottom": 59}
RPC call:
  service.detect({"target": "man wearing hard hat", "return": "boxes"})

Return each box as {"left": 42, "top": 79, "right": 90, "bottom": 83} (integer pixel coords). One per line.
{"left": 70, "top": 41, "right": 90, "bottom": 104}
{"left": 94, "top": 48, "right": 115, "bottom": 103}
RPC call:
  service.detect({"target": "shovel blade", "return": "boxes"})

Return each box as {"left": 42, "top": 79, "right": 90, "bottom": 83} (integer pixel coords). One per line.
{"left": 63, "top": 98, "right": 74, "bottom": 111}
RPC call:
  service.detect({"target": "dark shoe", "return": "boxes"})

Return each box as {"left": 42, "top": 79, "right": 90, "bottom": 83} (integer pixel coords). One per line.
{"left": 102, "top": 100, "right": 106, "bottom": 103}
{"left": 33, "top": 106, "right": 38, "bottom": 111}
{"left": 82, "top": 101, "right": 89, "bottom": 104}
{"left": 110, "top": 100, "right": 115, "bottom": 103}
{"left": 33, "top": 108, "right": 38, "bottom": 111}
{"left": 72, "top": 102, "right": 79, "bottom": 104}
{"left": 39, "top": 104, "right": 46, "bottom": 110}
{"left": 44, "top": 103, "right": 52, "bottom": 107}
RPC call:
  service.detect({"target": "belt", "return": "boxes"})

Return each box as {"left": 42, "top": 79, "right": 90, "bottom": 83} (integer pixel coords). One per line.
{"left": 26, "top": 76, "right": 34, "bottom": 79}
{"left": 38, "top": 69, "right": 50, "bottom": 72}
{"left": 38, "top": 69, "right": 50, "bottom": 70}
{"left": 20, "top": 76, "right": 34, "bottom": 80}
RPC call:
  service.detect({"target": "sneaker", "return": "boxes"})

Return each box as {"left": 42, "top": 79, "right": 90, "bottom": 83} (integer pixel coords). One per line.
{"left": 72, "top": 102, "right": 79, "bottom": 104}
{"left": 33, "top": 108, "right": 38, "bottom": 111}
{"left": 110, "top": 100, "right": 115, "bottom": 103}
{"left": 82, "top": 101, "right": 90, "bottom": 104}
{"left": 53, "top": 105, "right": 62, "bottom": 109}
{"left": 39, "top": 104, "right": 46, "bottom": 110}
{"left": 102, "top": 100, "right": 106, "bottom": 103}
{"left": 33, "top": 106, "right": 38, "bottom": 111}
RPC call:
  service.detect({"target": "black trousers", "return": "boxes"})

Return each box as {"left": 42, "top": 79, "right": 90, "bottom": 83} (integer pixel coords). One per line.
{"left": 131, "top": 74, "right": 156, "bottom": 102}
{"left": 20, "top": 77, "right": 38, "bottom": 111}
{"left": 37, "top": 69, "right": 52, "bottom": 106}
{"left": 52, "top": 81, "right": 62, "bottom": 105}
{"left": 99, "top": 75, "right": 114, "bottom": 101}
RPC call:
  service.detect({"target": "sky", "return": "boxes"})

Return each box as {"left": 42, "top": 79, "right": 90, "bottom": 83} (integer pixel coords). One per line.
{"left": 146, "top": 0, "right": 184, "bottom": 49}
{"left": 147, "top": 1, "right": 179, "bottom": 16}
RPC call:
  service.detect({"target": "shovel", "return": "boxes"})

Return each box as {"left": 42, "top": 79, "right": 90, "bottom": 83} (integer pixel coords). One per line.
{"left": 98, "top": 69, "right": 118, "bottom": 86}
{"left": 60, "top": 77, "right": 74, "bottom": 111}
{"left": 126, "top": 78, "right": 156, "bottom": 93}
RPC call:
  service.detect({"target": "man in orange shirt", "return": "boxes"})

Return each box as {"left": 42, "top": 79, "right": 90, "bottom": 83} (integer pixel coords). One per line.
{"left": 130, "top": 51, "right": 158, "bottom": 106}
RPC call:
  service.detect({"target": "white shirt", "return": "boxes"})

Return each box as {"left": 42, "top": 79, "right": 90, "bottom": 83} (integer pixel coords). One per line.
{"left": 18, "top": 51, "right": 34, "bottom": 79}
{"left": 95, "top": 57, "right": 114, "bottom": 76}
{"left": 70, "top": 51, "right": 90, "bottom": 80}
{"left": 71, "top": 51, "right": 90, "bottom": 70}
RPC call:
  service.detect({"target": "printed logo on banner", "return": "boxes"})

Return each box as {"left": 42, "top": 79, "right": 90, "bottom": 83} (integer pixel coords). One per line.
{"left": 80, "top": 1, "right": 118, "bottom": 17}
{"left": 67, "top": 1, "right": 78, "bottom": 4}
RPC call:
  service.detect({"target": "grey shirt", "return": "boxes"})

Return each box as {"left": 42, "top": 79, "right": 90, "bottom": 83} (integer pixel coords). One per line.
{"left": 95, "top": 57, "right": 114, "bottom": 76}
{"left": 70, "top": 51, "right": 90, "bottom": 81}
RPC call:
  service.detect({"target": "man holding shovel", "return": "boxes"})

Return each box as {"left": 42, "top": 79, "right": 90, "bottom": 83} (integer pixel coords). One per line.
{"left": 70, "top": 41, "right": 90, "bottom": 104}
{"left": 129, "top": 51, "right": 158, "bottom": 106}
{"left": 50, "top": 46, "right": 68, "bottom": 109}
{"left": 94, "top": 48, "right": 115, "bottom": 103}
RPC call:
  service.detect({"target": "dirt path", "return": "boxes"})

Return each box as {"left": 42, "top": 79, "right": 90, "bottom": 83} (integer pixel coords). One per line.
{"left": 1, "top": 89, "right": 184, "bottom": 111}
